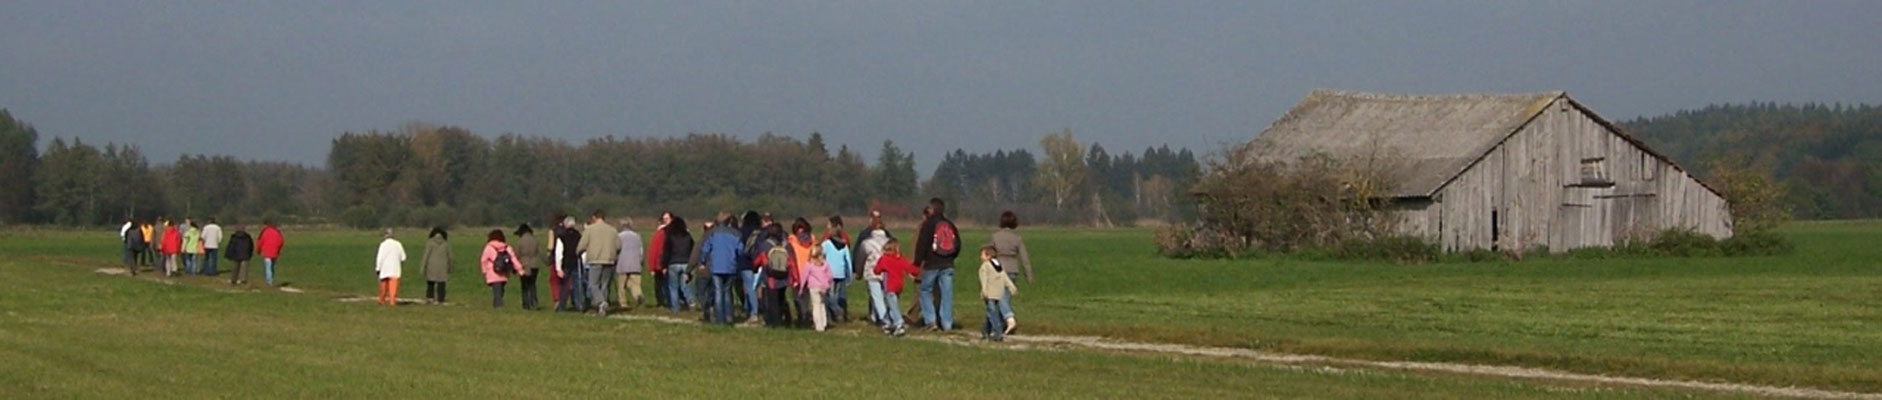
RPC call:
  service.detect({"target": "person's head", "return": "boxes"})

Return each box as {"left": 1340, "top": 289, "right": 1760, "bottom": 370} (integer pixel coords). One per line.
{"left": 999, "top": 211, "right": 1019, "bottom": 230}
{"left": 808, "top": 244, "right": 825, "bottom": 260}
{"left": 702, "top": 220, "right": 715, "bottom": 230}
{"left": 207, "top": 217, "right": 217, "bottom": 224}
{"left": 722, "top": 214, "right": 738, "bottom": 227}
{"left": 980, "top": 244, "right": 997, "bottom": 261}
{"left": 826, "top": 215, "right": 844, "bottom": 231}
{"left": 791, "top": 217, "right": 811, "bottom": 235}
{"left": 884, "top": 238, "right": 901, "bottom": 255}
{"left": 928, "top": 197, "right": 946, "bottom": 217}
{"left": 233, "top": 225, "right": 245, "bottom": 232}
{"left": 617, "top": 218, "right": 634, "bottom": 231}
{"left": 659, "top": 212, "right": 673, "bottom": 227}
{"left": 921, "top": 205, "right": 932, "bottom": 218}
{"left": 561, "top": 216, "right": 577, "bottom": 228}
{"left": 868, "top": 209, "right": 885, "bottom": 230}
{"left": 590, "top": 209, "right": 606, "bottom": 223}
{"left": 184, "top": 216, "right": 193, "bottom": 224}
{"left": 191, "top": 221, "right": 200, "bottom": 229}
{"left": 514, "top": 223, "right": 533, "bottom": 237}
{"left": 668, "top": 216, "right": 689, "bottom": 233}
{"left": 761, "top": 212, "right": 775, "bottom": 226}
{"left": 487, "top": 229, "right": 506, "bottom": 243}
{"left": 765, "top": 223, "right": 785, "bottom": 240}
{"left": 263, "top": 219, "right": 275, "bottom": 227}
{"left": 741, "top": 211, "right": 761, "bottom": 231}
{"left": 429, "top": 226, "right": 448, "bottom": 240}
{"left": 383, "top": 228, "right": 395, "bottom": 239}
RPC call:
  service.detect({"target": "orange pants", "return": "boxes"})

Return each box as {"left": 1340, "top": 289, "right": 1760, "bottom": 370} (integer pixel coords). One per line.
{"left": 378, "top": 278, "right": 400, "bottom": 306}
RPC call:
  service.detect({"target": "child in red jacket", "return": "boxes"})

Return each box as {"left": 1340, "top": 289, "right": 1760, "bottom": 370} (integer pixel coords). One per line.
{"left": 871, "top": 239, "right": 921, "bottom": 337}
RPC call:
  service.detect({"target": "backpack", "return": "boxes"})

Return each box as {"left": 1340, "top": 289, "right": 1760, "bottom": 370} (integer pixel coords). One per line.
{"left": 931, "top": 219, "right": 960, "bottom": 257}
{"left": 493, "top": 250, "right": 516, "bottom": 275}
{"left": 765, "top": 242, "right": 791, "bottom": 274}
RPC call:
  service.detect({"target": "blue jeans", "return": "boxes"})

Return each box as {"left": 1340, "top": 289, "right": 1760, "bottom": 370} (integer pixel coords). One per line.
{"left": 665, "top": 264, "right": 690, "bottom": 312}
{"left": 866, "top": 279, "right": 887, "bottom": 323}
{"left": 984, "top": 299, "right": 1006, "bottom": 339}
{"left": 739, "top": 270, "right": 760, "bottom": 317}
{"left": 711, "top": 274, "right": 735, "bottom": 324}
{"left": 202, "top": 249, "right": 220, "bottom": 276}
{"left": 264, "top": 258, "right": 277, "bottom": 285}
{"left": 1001, "top": 272, "right": 1018, "bottom": 319}
{"left": 882, "top": 291, "right": 904, "bottom": 330}
{"left": 827, "top": 277, "right": 850, "bottom": 321}
{"left": 558, "top": 263, "right": 588, "bottom": 311}
{"left": 184, "top": 253, "right": 199, "bottom": 275}
{"left": 918, "top": 268, "right": 954, "bottom": 330}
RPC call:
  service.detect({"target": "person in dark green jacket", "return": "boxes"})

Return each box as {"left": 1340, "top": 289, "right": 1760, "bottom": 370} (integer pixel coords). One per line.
{"left": 421, "top": 227, "right": 454, "bottom": 304}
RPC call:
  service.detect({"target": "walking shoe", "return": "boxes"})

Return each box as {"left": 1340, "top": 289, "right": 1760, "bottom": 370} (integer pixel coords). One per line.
{"left": 893, "top": 327, "right": 907, "bottom": 337}
{"left": 1005, "top": 317, "right": 1017, "bottom": 336}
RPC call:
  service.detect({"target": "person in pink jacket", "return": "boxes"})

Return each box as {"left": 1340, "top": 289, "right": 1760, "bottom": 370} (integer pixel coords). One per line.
{"left": 798, "top": 245, "right": 835, "bottom": 331}
{"left": 481, "top": 229, "right": 522, "bottom": 309}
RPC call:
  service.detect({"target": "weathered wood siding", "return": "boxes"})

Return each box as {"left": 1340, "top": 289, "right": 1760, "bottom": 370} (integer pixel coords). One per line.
{"left": 1417, "top": 98, "right": 1732, "bottom": 251}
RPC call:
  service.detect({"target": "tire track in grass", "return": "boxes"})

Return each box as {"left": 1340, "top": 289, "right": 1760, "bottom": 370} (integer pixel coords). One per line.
{"left": 81, "top": 264, "right": 1882, "bottom": 399}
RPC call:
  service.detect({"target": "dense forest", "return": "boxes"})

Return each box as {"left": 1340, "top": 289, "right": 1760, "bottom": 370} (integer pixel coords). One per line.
{"left": 1620, "top": 102, "right": 1882, "bottom": 219}
{"left": 0, "top": 110, "right": 1198, "bottom": 227}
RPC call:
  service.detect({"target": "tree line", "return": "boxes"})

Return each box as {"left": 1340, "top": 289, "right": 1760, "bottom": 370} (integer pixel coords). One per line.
{"left": 0, "top": 110, "right": 1200, "bottom": 228}
{"left": 1621, "top": 102, "right": 1882, "bottom": 219}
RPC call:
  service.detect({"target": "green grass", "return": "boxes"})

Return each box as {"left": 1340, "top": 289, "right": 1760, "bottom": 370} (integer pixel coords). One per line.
{"left": 0, "top": 251, "right": 1706, "bottom": 398}
{"left": 5, "top": 221, "right": 1880, "bottom": 395}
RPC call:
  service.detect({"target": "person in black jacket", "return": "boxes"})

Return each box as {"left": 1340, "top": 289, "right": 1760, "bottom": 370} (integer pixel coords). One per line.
{"left": 224, "top": 226, "right": 255, "bottom": 285}
{"left": 913, "top": 198, "right": 962, "bottom": 331}
{"left": 554, "top": 216, "right": 586, "bottom": 312}
{"left": 662, "top": 216, "right": 695, "bottom": 313}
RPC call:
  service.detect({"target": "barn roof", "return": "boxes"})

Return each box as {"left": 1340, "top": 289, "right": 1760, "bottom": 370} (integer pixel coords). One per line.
{"left": 1248, "top": 89, "right": 1714, "bottom": 198}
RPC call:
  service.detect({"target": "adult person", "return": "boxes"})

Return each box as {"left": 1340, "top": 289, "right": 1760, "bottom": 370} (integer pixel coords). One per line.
{"left": 698, "top": 213, "right": 743, "bottom": 325}
{"left": 857, "top": 212, "right": 893, "bottom": 325}
{"left": 481, "top": 229, "right": 521, "bottom": 308}
{"left": 821, "top": 216, "right": 853, "bottom": 323}
{"left": 785, "top": 218, "right": 818, "bottom": 328}
{"left": 546, "top": 217, "right": 564, "bottom": 307}
{"left": 201, "top": 218, "right": 223, "bottom": 276}
{"left": 647, "top": 213, "right": 672, "bottom": 310}
{"left": 513, "top": 224, "right": 543, "bottom": 310}
{"left": 913, "top": 198, "right": 962, "bottom": 331}
{"left": 576, "top": 210, "right": 621, "bottom": 316}
{"left": 755, "top": 223, "right": 790, "bottom": 327}
{"left": 182, "top": 219, "right": 202, "bottom": 275}
{"left": 736, "top": 210, "right": 764, "bottom": 320}
{"left": 258, "top": 220, "right": 285, "bottom": 286}
{"left": 553, "top": 215, "right": 587, "bottom": 312}
{"left": 374, "top": 228, "right": 406, "bottom": 307}
{"left": 660, "top": 215, "right": 694, "bottom": 313}
{"left": 989, "top": 211, "right": 1035, "bottom": 334}
{"left": 161, "top": 218, "right": 183, "bottom": 277}
{"left": 224, "top": 225, "right": 254, "bottom": 285}
{"left": 615, "top": 218, "right": 645, "bottom": 308}
{"left": 121, "top": 217, "right": 144, "bottom": 276}
{"left": 421, "top": 227, "right": 454, "bottom": 304}
{"left": 692, "top": 219, "right": 715, "bottom": 318}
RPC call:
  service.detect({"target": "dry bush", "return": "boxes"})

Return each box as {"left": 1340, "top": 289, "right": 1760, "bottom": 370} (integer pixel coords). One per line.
{"left": 1163, "top": 143, "right": 1405, "bottom": 258}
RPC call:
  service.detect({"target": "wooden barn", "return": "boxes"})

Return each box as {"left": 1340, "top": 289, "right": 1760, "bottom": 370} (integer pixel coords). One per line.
{"left": 1249, "top": 90, "right": 1732, "bottom": 252}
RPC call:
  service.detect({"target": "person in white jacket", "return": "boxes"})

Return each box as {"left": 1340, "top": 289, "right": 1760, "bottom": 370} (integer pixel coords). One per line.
{"left": 375, "top": 229, "right": 407, "bottom": 307}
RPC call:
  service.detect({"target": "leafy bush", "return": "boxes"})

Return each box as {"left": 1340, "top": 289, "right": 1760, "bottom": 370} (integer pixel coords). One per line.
{"left": 1646, "top": 228, "right": 1723, "bottom": 257}
{"left": 1720, "top": 230, "right": 1794, "bottom": 256}
{"left": 1328, "top": 235, "right": 1442, "bottom": 263}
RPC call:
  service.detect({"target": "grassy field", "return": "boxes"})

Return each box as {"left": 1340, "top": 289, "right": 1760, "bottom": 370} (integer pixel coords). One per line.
{"left": 3, "top": 221, "right": 1879, "bottom": 396}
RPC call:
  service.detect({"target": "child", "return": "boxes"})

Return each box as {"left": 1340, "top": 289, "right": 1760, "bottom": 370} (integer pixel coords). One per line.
{"left": 977, "top": 245, "right": 1018, "bottom": 341}
{"left": 799, "top": 244, "right": 834, "bottom": 331}
{"left": 871, "top": 239, "right": 921, "bottom": 336}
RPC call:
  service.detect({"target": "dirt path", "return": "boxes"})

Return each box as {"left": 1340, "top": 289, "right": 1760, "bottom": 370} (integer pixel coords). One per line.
{"left": 86, "top": 266, "right": 1882, "bottom": 399}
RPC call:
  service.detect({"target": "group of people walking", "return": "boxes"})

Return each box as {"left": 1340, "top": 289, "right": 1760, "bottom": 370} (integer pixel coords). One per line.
{"left": 370, "top": 198, "right": 1036, "bottom": 339}
{"left": 120, "top": 217, "right": 284, "bottom": 286}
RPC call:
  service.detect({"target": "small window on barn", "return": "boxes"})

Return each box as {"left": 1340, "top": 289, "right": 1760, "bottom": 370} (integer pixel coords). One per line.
{"left": 1640, "top": 154, "right": 1656, "bottom": 181}
{"left": 1578, "top": 157, "right": 1610, "bottom": 186}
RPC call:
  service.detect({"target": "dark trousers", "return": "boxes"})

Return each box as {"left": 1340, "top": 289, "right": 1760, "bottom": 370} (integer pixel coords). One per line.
{"left": 425, "top": 281, "right": 448, "bottom": 303}
{"left": 795, "top": 289, "right": 811, "bottom": 328}
{"left": 122, "top": 248, "right": 137, "bottom": 274}
{"left": 520, "top": 269, "right": 540, "bottom": 310}
{"left": 229, "top": 261, "right": 248, "bottom": 284}
{"left": 763, "top": 286, "right": 789, "bottom": 327}
{"left": 653, "top": 270, "right": 670, "bottom": 307}
{"left": 490, "top": 282, "right": 507, "bottom": 308}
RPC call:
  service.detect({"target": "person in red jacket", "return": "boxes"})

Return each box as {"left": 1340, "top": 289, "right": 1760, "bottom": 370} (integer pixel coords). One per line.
{"left": 160, "top": 219, "right": 184, "bottom": 277}
{"left": 258, "top": 220, "right": 285, "bottom": 286}
{"left": 646, "top": 212, "right": 671, "bottom": 309}
{"left": 871, "top": 238, "right": 921, "bottom": 337}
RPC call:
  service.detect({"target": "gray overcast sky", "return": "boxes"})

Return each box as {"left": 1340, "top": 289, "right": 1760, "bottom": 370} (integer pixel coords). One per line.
{"left": 3, "top": 1, "right": 1879, "bottom": 172}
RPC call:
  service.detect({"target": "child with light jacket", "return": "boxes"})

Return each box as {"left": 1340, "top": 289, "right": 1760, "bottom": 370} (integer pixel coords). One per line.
{"left": 977, "top": 245, "right": 1018, "bottom": 341}
{"left": 798, "top": 245, "right": 834, "bottom": 331}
